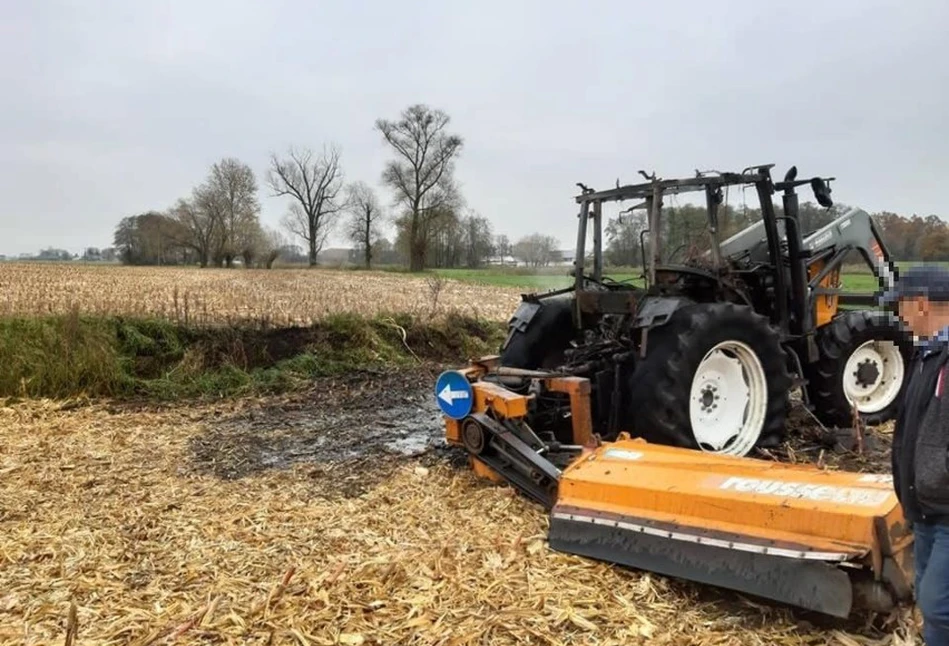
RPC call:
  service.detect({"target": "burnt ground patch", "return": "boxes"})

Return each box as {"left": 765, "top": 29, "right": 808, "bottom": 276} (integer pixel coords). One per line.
{"left": 763, "top": 393, "right": 894, "bottom": 475}
{"left": 187, "top": 365, "right": 464, "bottom": 497}
{"left": 186, "top": 366, "right": 894, "bottom": 506}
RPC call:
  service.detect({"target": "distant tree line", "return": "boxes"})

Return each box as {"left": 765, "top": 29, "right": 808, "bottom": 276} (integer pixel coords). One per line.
{"left": 604, "top": 200, "right": 949, "bottom": 267}
{"left": 10, "top": 247, "right": 118, "bottom": 262}
{"left": 872, "top": 212, "right": 949, "bottom": 261}
{"left": 102, "top": 103, "right": 572, "bottom": 272}
{"left": 97, "top": 101, "right": 948, "bottom": 272}
{"left": 107, "top": 104, "right": 514, "bottom": 271}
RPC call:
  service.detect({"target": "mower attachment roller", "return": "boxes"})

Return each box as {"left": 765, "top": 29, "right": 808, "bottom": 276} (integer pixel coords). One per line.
{"left": 437, "top": 358, "right": 915, "bottom": 619}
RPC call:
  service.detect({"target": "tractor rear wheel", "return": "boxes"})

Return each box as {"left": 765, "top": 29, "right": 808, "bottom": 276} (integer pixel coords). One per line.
{"left": 499, "top": 295, "right": 575, "bottom": 369}
{"left": 625, "top": 302, "right": 792, "bottom": 457}
{"left": 804, "top": 310, "right": 912, "bottom": 428}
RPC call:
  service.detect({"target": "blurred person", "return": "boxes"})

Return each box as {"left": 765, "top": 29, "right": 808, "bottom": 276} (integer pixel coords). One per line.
{"left": 885, "top": 263, "right": 949, "bottom": 645}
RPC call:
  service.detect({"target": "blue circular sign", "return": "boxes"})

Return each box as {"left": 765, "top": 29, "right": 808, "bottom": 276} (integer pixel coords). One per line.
{"left": 434, "top": 371, "right": 474, "bottom": 420}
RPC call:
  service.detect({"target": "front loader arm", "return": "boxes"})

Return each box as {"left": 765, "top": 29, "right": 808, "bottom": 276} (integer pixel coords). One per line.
{"left": 802, "top": 208, "right": 897, "bottom": 296}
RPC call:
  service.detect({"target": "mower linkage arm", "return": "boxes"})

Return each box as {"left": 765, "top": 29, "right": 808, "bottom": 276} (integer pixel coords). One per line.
{"left": 468, "top": 413, "right": 562, "bottom": 508}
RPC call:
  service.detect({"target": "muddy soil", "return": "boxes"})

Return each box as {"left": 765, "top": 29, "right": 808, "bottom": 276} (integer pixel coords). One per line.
{"left": 188, "top": 365, "right": 461, "bottom": 497}
{"left": 188, "top": 365, "right": 894, "bottom": 504}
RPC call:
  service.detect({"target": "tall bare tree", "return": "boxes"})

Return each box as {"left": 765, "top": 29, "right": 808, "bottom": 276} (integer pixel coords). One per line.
{"left": 345, "top": 181, "right": 384, "bottom": 268}
{"left": 170, "top": 196, "right": 217, "bottom": 267}
{"left": 194, "top": 157, "right": 261, "bottom": 267}
{"left": 494, "top": 234, "right": 512, "bottom": 260}
{"left": 461, "top": 211, "right": 494, "bottom": 268}
{"left": 267, "top": 145, "right": 345, "bottom": 266}
{"left": 375, "top": 104, "right": 464, "bottom": 272}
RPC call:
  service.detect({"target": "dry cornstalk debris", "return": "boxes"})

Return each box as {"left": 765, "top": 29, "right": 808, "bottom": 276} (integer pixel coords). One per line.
{"left": 0, "top": 263, "right": 522, "bottom": 325}
{"left": 0, "top": 394, "right": 922, "bottom": 646}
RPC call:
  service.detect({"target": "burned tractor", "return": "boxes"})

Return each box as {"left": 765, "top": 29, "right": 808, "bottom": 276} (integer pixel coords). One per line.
{"left": 497, "top": 164, "right": 911, "bottom": 457}
{"left": 435, "top": 164, "right": 917, "bottom": 618}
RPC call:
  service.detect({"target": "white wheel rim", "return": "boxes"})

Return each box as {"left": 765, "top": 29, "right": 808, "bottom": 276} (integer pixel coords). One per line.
{"left": 689, "top": 340, "right": 769, "bottom": 456}
{"left": 842, "top": 340, "right": 905, "bottom": 414}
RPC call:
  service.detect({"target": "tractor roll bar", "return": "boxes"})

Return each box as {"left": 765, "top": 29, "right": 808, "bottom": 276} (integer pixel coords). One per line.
{"left": 572, "top": 172, "right": 771, "bottom": 205}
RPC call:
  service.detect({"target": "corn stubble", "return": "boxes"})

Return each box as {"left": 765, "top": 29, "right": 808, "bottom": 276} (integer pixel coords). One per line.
{"left": 0, "top": 263, "right": 522, "bottom": 325}
{"left": 0, "top": 400, "right": 920, "bottom": 646}
{"left": 0, "top": 263, "right": 923, "bottom": 644}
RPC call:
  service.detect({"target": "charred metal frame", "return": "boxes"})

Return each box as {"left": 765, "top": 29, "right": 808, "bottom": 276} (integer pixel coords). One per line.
{"left": 569, "top": 164, "right": 893, "bottom": 345}
{"left": 572, "top": 166, "right": 794, "bottom": 331}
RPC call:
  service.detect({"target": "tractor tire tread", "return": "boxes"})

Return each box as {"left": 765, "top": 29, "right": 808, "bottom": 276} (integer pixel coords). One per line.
{"left": 803, "top": 309, "right": 913, "bottom": 428}
{"left": 623, "top": 302, "right": 792, "bottom": 454}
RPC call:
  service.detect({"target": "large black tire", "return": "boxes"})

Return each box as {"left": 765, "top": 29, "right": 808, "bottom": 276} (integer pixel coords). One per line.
{"left": 499, "top": 296, "right": 575, "bottom": 369}
{"left": 624, "top": 302, "right": 792, "bottom": 456}
{"left": 804, "top": 310, "right": 913, "bottom": 428}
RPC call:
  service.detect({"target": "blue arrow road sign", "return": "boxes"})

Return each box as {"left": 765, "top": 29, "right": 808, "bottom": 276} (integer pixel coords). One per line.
{"left": 434, "top": 371, "right": 474, "bottom": 420}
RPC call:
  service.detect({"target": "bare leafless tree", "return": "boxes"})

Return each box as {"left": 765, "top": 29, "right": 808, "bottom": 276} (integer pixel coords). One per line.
{"left": 239, "top": 225, "right": 264, "bottom": 268}
{"left": 262, "top": 226, "right": 286, "bottom": 269}
{"left": 346, "top": 181, "right": 384, "bottom": 268}
{"left": 375, "top": 105, "right": 463, "bottom": 272}
{"left": 196, "top": 158, "right": 261, "bottom": 267}
{"left": 186, "top": 158, "right": 261, "bottom": 267}
{"left": 462, "top": 211, "right": 494, "bottom": 268}
{"left": 267, "top": 145, "right": 345, "bottom": 266}
{"left": 192, "top": 183, "right": 226, "bottom": 266}
{"left": 514, "top": 233, "right": 561, "bottom": 268}
{"left": 169, "top": 196, "right": 217, "bottom": 267}
{"left": 494, "top": 234, "right": 512, "bottom": 259}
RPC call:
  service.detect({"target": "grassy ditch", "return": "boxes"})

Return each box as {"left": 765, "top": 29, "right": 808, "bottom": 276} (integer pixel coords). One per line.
{"left": 0, "top": 311, "right": 506, "bottom": 401}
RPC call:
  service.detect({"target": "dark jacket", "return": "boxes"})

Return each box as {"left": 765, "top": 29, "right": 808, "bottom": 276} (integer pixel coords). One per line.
{"left": 892, "top": 344, "right": 949, "bottom": 525}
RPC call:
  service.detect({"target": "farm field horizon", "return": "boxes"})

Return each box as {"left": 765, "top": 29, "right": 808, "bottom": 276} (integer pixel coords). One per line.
{"left": 0, "top": 261, "right": 891, "bottom": 325}
{"left": 0, "top": 262, "right": 524, "bottom": 325}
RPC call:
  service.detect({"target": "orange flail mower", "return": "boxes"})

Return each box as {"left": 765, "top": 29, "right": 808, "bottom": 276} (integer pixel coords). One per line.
{"left": 437, "top": 357, "right": 915, "bottom": 619}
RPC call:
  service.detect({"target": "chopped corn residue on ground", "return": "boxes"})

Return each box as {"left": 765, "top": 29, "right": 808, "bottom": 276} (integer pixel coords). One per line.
{"left": 0, "top": 263, "right": 522, "bottom": 325}
{"left": 0, "top": 397, "right": 921, "bottom": 645}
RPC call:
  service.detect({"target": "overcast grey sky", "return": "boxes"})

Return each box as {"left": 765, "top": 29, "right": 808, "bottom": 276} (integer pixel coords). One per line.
{"left": 2, "top": 0, "right": 947, "bottom": 257}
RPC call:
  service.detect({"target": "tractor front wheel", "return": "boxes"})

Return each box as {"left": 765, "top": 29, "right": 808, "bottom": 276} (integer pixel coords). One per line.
{"left": 804, "top": 310, "right": 913, "bottom": 428}
{"left": 625, "top": 302, "right": 792, "bottom": 457}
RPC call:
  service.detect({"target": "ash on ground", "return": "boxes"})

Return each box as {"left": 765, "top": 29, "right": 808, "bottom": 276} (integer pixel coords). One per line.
{"left": 188, "top": 366, "right": 461, "bottom": 497}
{"left": 188, "top": 374, "right": 895, "bottom": 497}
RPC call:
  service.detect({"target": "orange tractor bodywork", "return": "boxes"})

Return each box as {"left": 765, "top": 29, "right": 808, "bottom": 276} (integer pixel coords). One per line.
{"left": 441, "top": 357, "right": 915, "bottom": 619}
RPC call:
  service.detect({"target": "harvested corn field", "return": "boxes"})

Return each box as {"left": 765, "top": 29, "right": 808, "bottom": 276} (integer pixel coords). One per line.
{"left": 0, "top": 263, "right": 523, "bottom": 325}
{"left": 0, "top": 263, "right": 924, "bottom": 644}
{"left": 0, "top": 368, "right": 921, "bottom": 646}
